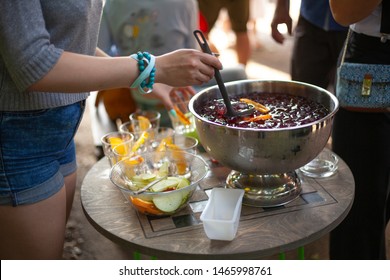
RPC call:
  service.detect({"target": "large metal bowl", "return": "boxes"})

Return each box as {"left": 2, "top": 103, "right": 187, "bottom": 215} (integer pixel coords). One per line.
{"left": 188, "top": 80, "right": 339, "bottom": 207}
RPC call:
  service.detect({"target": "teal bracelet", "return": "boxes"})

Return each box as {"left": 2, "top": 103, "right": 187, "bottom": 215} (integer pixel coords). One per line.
{"left": 130, "top": 51, "right": 156, "bottom": 94}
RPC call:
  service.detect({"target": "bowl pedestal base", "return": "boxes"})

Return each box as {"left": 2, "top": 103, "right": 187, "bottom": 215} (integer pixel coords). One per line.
{"left": 226, "top": 170, "right": 302, "bottom": 208}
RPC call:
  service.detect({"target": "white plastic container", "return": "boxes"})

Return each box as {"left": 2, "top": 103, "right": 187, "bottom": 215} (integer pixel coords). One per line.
{"left": 200, "top": 188, "right": 245, "bottom": 241}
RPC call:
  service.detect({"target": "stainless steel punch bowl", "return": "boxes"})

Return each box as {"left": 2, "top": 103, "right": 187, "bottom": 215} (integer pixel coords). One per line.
{"left": 189, "top": 80, "right": 339, "bottom": 207}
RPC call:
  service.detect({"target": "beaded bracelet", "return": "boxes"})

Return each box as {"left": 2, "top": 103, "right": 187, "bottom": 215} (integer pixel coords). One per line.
{"left": 130, "top": 51, "right": 156, "bottom": 94}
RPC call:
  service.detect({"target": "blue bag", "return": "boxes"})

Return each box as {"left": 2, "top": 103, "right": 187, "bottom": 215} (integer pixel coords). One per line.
{"left": 336, "top": 62, "right": 390, "bottom": 110}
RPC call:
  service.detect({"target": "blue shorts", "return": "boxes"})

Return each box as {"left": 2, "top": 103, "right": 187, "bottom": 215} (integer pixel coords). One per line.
{"left": 0, "top": 101, "right": 86, "bottom": 206}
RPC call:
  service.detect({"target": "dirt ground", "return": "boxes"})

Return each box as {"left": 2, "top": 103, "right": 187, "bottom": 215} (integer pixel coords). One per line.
{"left": 63, "top": 1, "right": 389, "bottom": 260}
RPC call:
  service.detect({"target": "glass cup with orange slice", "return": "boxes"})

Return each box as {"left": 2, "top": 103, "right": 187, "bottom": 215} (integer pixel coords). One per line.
{"left": 168, "top": 135, "right": 198, "bottom": 155}
{"left": 129, "top": 110, "right": 161, "bottom": 137}
{"left": 119, "top": 121, "right": 153, "bottom": 154}
{"left": 168, "top": 100, "right": 198, "bottom": 140}
{"left": 151, "top": 126, "right": 175, "bottom": 150}
{"left": 101, "top": 131, "right": 134, "bottom": 166}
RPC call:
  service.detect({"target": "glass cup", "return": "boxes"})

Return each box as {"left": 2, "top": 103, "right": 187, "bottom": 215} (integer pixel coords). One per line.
{"left": 167, "top": 135, "right": 199, "bottom": 155}
{"left": 119, "top": 121, "right": 152, "bottom": 134}
{"left": 299, "top": 148, "right": 339, "bottom": 178}
{"left": 151, "top": 126, "right": 175, "bottom": 150}
{"left": 119, "top": 121, "right": 153, "bottom": 154}
{"left": 114, "top": 155, "right": 146, "bottom": 190}
{"left": 112, "top": 144, "right": 135, "bottom": 165}
{"left": 101, "top": 131, "right": 134, "bottom": 166}
{"left": 129, "top": 110, "right": 161, "bottom": 137}
{"left": 168, "top": 100, "right": 198, "bottom": 140}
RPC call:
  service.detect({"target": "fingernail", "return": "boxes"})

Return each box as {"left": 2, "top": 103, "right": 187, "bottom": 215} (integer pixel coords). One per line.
{"left": 169, "top": 109, "right": 177, "bottom": 118}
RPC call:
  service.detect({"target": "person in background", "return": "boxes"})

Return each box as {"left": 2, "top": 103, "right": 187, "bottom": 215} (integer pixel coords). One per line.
{"left": 248, "top": 0, "right": 266, "bottom": 50}
{"left": 98, "top": 0, "right": 200, "bottom": 127}
{"left": 271, "top": 0, "right": 348, "bottom": 92}
{"left": 198, "top": 0, "right": 251, "bottom": 66}
{"left": 0, "top": 0, "right": 221, "bottom": 259}
{"left": 329, "top": 0, "right": 390, "bottom": 260}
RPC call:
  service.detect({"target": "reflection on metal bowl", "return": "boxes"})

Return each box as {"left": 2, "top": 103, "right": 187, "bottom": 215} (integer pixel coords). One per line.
{"left": 189, "top": 80, "right": 339, "bottom": 207}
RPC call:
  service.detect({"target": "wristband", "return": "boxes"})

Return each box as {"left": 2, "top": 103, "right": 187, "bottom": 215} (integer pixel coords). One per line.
{"left": 130, "top": 51, "right": 156, "bottom": 94}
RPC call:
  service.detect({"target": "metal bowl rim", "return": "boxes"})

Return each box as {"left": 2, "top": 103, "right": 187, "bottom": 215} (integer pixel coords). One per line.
{"left": 189, "top": 79, "right": 339, "bottom": 132}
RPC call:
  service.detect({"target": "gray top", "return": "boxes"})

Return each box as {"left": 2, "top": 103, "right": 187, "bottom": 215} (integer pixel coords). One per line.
{"left": 0, "top": 0, "right": 103, "bottom": 111}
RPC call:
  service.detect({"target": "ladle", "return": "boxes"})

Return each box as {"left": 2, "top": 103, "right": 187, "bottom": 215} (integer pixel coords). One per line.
{"left": 193, "top": 30, "right": 255, "bottom": 117}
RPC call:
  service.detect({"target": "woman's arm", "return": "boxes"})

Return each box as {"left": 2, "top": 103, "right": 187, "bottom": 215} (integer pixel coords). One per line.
{"left": 0, "top": 1, "right": 222, "bottom": 94}
{"left": 329, "top": 0, "right": 382, "bottom": 26}
{"left": 28, "top": 49, "right": 222, "bottom": 93}
{"left": 27, "top": 52, "right": 137, "bottom": 92}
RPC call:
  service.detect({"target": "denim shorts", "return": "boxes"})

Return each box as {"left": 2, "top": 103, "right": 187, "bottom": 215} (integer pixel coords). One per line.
{"left": 0, "top": 101, "right": 86, "bottom": 206}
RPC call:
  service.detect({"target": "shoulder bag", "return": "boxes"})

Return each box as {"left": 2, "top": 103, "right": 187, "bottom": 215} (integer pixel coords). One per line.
{"left": 336, "top": 2, "right": 390, "bottom": 112}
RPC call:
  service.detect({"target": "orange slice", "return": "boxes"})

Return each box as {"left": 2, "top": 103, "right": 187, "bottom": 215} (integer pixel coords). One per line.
{"left": 156, "top": 136, "right": 173, "bottom": 152}
{"left": 173, "top": 105, "right": 191, "bottom": 125}
{"left": 109, "top": 137, "right": 126, "bottom": 155}
{"left": 138, "top": 116, "right": 152, "bottom": 131}
{"left": 243, "top": 114, "right": 272, "bottom": 122}
{"left": 122, "top": 155, "right": 144, "bottom": 178}
{"left": 124, "top": 155, "right": 144, "bottom": 165}
{"left": 130, "top": 197, "right": 163, "bottom": 215}
{"left": 240, "top": 98, "right": 270, "bottom": 113}
{"left": 131, "top": 131, "right": 149, "bottom": 152}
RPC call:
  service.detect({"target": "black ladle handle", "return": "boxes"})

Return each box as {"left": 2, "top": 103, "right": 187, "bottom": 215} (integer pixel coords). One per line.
{"left": 193, "top": 30, "right": 237, "bottom": 116}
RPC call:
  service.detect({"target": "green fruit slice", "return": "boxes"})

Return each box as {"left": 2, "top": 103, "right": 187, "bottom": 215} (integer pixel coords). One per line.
{"left": 158, "top": 161, "right": 169, "bottom": 177}
{"left": 132, "top": 173, "right": 156, "bottom": 182}
{"left": 152, "top": 192, "right": 183, "bottom": 212}
{"left": 176, "top": 178, "right": 190, "bottom": 189}
{"left": 150, "top": 178, "right": 179, "bottom": 192}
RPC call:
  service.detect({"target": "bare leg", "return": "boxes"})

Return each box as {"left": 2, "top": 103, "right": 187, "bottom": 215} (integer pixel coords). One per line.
{"left": 0, "top": 186, "right": 67, "bottom": 259}
{"left": 64, "top": 172, "right": 77, "bottom": 222}
{"left": 235, "top": 31, "right": 251, "bottom": 65}
{"left": 248, "top": 18, "right": 262, "bottom": 50}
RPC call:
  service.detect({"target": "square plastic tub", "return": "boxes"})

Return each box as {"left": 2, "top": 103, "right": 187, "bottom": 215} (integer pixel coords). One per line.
{"left": 200, "top": 188, "right": 245, "bottom": 241}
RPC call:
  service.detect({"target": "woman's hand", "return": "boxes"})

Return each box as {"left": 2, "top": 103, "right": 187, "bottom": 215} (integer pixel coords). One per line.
{"left": 155, "top": 49, "right": 222, "bottom": 87}
{"left": 149, "top": 84, "right": 196, "bottom": 112}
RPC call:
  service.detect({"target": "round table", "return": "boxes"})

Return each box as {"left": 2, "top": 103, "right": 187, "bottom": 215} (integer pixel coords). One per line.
{"left": 81, "top": 153, "right": 354, "bottom": 259}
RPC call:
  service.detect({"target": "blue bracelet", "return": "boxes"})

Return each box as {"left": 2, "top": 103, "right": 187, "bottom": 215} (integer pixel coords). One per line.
{"left": 130, "top": 51, "right": 156, "bottom": 94}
